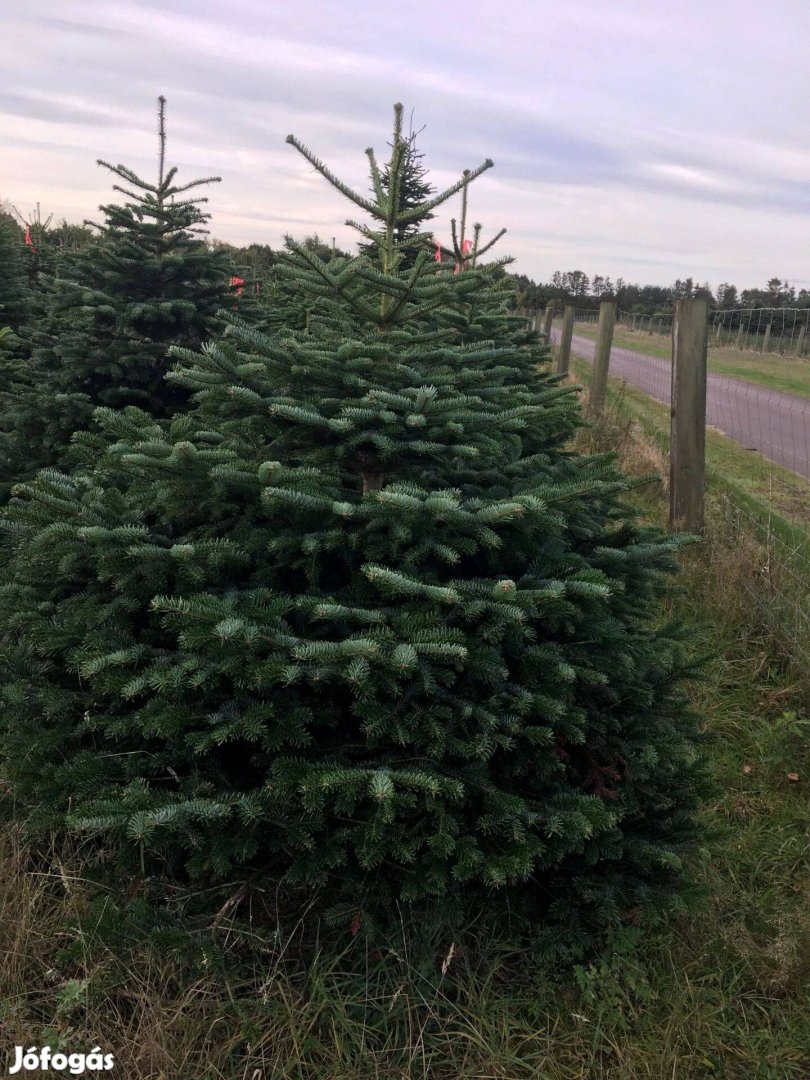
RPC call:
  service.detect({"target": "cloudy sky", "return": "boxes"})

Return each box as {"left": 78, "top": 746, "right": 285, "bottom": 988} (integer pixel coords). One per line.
{"left": 2, "top": 0, "right": 809, "bottom": 291}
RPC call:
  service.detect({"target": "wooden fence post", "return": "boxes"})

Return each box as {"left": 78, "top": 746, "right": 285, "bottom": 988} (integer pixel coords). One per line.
{"left": 670, "top": 298, "right": 708, "bottom": 532}
{"left": 762, "top": 320, "right": 772, "bottom": 354}
{"left": 556, "top": 304, "right": 575, "bottom": 376}
{"left": 542, "top": 304, "right": 555, "bottom": 341}
{"left": 587, "top": 301, "right": 616, "bottom": 417}
{"left": 796, "top": 322, "right": 807, "bottom": 357}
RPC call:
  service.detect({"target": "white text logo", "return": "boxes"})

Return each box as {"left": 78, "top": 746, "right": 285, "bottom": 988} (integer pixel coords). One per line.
{"left": 8, "top": 1047, "right": 114, "bottom": 1075}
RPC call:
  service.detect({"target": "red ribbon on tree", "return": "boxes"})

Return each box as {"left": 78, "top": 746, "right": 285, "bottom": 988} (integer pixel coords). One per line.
{"left": 24, "top": 226, "right": 36, "bottom": 252}
{"left": 229, "top": 275, "right": 245, "bottom": 296}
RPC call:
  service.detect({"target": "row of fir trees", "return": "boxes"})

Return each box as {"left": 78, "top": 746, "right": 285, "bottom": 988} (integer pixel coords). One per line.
{"left": 0, "top": 99, "right": 708, "bottom": 955}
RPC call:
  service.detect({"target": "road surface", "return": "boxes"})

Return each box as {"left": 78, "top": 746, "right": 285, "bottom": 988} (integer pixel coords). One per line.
{"left": 551, "top": 329, "right": 810, "bottom": 481}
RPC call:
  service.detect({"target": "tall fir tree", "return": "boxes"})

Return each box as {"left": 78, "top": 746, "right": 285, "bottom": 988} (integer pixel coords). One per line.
{"left": 0, "top": 97, "right": 237, "bottom": 495}
{"left": 0, "top": 105, "right": 707, "bottom": 952}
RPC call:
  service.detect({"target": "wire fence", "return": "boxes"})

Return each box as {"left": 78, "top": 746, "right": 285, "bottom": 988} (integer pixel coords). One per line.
{"left": 544, "top": 306, "right": 810, "bottom": 678}
{"left": 571, "top": 305, "right": 810, "bottom": 357}
{"left": 710, "top": 307, "right": 809, "bottom": 356}
{"left": 571, "top": 308, "right": 674, "bottom": 334}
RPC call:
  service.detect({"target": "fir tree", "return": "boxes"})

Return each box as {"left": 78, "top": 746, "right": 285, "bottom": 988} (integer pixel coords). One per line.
{"left": 360, "top": 113, "right": 435, "bottom": 268}
{"left": 0, "top": 97, "right": 237, "bottom": 494}
{"left": 0, "top": 213, "right": 33, "bottom": 345}
{"left": 13, "top": 204, "right": 58, "bottom": 292}
{"left": 0, "top": 105, "right": 707, "bottom": 951}
{"left": 260, "top": 235, "right": 352, "bottom": 333}
{"left": 0, "top": 214, "right": 34, "bottom": 428}
{"left": 445, "top": 168, "right": 506, "bottom": 273}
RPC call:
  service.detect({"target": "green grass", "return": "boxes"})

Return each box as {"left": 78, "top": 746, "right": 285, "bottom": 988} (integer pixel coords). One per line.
{"left": 565, "top": 321, "right": 810, "bottom": 399}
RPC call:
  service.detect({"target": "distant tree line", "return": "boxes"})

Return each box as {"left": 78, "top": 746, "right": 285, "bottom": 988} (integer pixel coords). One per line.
{"left": 510, "top": 269, "right": 810, "bottom": 315}
{"left": 4, "top": 198, "right": 805, "bottom": 329}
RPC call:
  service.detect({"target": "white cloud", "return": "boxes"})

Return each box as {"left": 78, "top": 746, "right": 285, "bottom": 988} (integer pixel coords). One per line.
{"left": 646, "top": 164, "right": 741, "bottom": 193}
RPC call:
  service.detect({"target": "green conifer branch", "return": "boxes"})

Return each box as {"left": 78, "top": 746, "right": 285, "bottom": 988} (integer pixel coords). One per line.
{"left": 110, "top": 185, "right": 151, "bottom": 203}
{"left": 159, "top": 166, "right": 180, "bottom": 191}
{"left": 97, "top": 161, "right": 157, "bottom": 193}
{"left": 365, "top": 148, "right": 386, "bottom": 207}
{"left": 157, "top": 95, "right": 167, "bottom": 186}
{"left": 470, "top": 222, "right": 482, "bottom": 267}
{"left": 168, "top": 177, "right": 223, "bottom": 195}
{"left": 473, "top": 227, "right": 507, "bottom": 260}
{"left": 398, "top": 158, "right": 494, "bottom": 224}
{"left": 285, "top": 135, "right": 380, "bottom": 217}
{"left": 345, "top": 219, "right": 381, "bottom": 243}
{"left": 282, "top": 240, "right": 382, "bottom": 323}
{"left": 459, "top": 170, "right": 470, "bottom": 251}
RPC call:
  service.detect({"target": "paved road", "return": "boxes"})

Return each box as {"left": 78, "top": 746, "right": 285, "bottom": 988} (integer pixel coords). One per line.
{"left": 551, "top": 329, "right": 810, "bottom": 481}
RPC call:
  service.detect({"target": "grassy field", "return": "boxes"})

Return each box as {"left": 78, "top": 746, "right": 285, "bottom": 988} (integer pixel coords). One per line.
{"left": 565, "top": 321, "right": 810, "bottom": 399}
{"left": 1, "top": 387, "right": 809, "bottom": 1078}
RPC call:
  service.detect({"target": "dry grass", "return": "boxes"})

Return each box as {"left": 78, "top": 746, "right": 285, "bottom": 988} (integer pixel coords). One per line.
{"left": 0, "top": 827, "right": 230, "bottom": 1076}
{"left": 2, "top": 810, "right": 809, "bottom": 1079}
